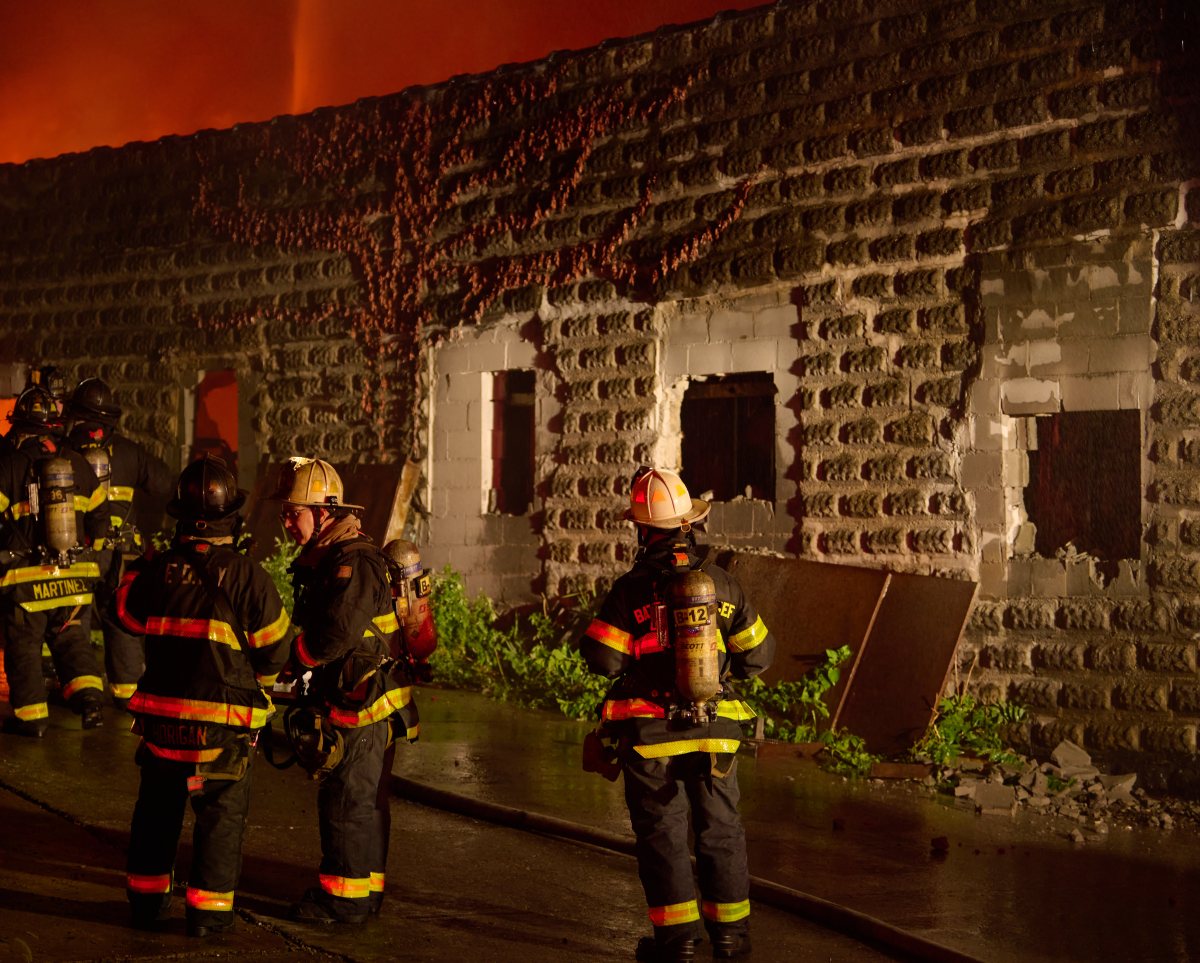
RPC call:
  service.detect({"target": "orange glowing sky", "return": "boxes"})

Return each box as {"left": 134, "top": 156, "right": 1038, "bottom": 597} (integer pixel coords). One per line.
{"left": 0, "top": 0, "right": 766, "bottom": 165}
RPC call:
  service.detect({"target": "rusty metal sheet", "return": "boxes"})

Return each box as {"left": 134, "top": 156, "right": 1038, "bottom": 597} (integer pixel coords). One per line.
{"left": 242, "top": 461, "right": 408, "bottom": 562}
{"left": 719, "top": 553, "right": 889, "bottom": 719}
{"left": 835, "top": 572, "right": 977, "bottom": 755}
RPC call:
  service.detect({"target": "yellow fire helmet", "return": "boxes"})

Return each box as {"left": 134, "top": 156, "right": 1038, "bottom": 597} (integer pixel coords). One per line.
{"left": 625, "top": 466, "right": 710, "bottom": 530}
{"left": 271, "top": 456, "right": 364, "bottom": 511}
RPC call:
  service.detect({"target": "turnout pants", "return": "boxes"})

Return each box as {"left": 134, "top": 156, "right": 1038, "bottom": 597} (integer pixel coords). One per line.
{"left": 622, "top": 751, "right": 751, "bottom": 947}
{"left": 1, "top": 597, "right": 102, "bottom": 722}
{"left": 126, "top": 746, "right": 255, "bottom": 930}
{"left": 95, "top": 549, "right": 144, "bottom": 701}
{"left": 316, "top": 717, "right": 392, "bottom": 918}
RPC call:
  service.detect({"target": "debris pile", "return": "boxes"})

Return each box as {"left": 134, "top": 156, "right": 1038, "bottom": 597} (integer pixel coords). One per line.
{"left": 910, "top": 739, "right": 1200, "bottom": 839}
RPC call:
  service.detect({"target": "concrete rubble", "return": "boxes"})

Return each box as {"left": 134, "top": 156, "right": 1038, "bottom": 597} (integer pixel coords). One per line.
{"left": 905, "top": 739, "right": 1200, "bottom": 840}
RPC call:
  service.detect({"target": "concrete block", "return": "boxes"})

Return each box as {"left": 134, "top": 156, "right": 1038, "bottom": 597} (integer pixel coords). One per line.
{"left": 1029, "top": 339, "right": 1090, "bottom": 376}
{"left": 962, "top": 451, "right": 1004, "bottom": 488}
{"left": 975, "top": 782, "right": 1017, "bottom": 816}
{"left": 663, "top": 346, "right": 689, "bottom": 380}
{"left": 979, "top": 559, "right": 1008, "bottom": 598}
{"left": 709, "top": 307, "right": 754, "bottom": 342}
{"left": 981, "top": 344, "right": 1026, "bottom": 380}
{"left": 446, "top": 427, "right": 484, "bottom": 462}
{"left": 688, "top": 342, "right": 734, "bottom": 374}
{"left": 445, "top": 371, "right": 484, "bottom": 404}
{"left": 1118, "top": 294, "right": 1152, "bottom": 334}
{"left": 731, "top": 339, "right": 782, "bottom": 373}
{"left": 1060, "top": 300, "right": 1119, "bottom": 339}
{"left": 975, "top": 488, "right": 1007, "bottom": 528}
{"left": 435, "top": 342, "right": 471, "bottom": 376}
{"left": 1088, "top": 336, "right": 1153, "bottom": 374}
{"left": 1118, "top": 371, "right": 1152, "bottom": 410}
{"left": 1030, "top": 557, "right": 1067, "bottom": 596}
{"left": 1060, "top": 374, "right": 1120, "bottom": 411}
{"left": 670, "top": 311, "right": 710, "bottom": 344}
{"left": 467, "top": 338, "right": 511, "bottom": 372}
{"left": 1000, "top": 306, "right": 1058, "bottom": 342}
{"left": 1000, "top": 378, "right": 1060, "bottom": 415}
{"left": 1003, "top": 448, "right": 1029, "bottom": 487}
{"left": 753, "top": 303, "right": 799, "bottom": 339}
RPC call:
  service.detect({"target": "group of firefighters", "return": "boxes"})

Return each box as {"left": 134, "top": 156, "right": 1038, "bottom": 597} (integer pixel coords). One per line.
{"left": 0, "top": 372, "right": 775, "bottom": 962}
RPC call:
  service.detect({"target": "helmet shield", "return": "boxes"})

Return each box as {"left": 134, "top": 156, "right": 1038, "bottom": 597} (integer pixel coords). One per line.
{"left": 167, "top": 454, "right": 247, "bottom": 520}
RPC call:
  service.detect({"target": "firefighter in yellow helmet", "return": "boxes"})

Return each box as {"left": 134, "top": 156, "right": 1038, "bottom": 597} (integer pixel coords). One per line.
{"left": 115, "top": 454, "right": 291, "bottom": 937}
{"left": 579, "top": 467, "right": 775, "bottom": 962}
{"left": 272, "top": 457, "right": 419, "bottom": 924}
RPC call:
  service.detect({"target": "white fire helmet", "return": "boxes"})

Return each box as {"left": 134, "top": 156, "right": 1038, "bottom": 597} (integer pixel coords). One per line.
{"left": 270, "top": 457, "right": 364, "bottom": 511}
{"left": 625, "top": 467, "right": 710, "bottom": 530}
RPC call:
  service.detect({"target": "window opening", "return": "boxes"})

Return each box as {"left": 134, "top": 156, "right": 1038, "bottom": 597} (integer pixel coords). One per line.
{"left": 681, "top": 372, "right": 776, "bottom": 501}
{"left": 489, "top": 369, "right": 535, "bottom": 515}
{"left": 191, "top": 369, "right": 239, "bottom": 475}
{"left": 1023, "top": 410, "right": 1140, "bottom": 565}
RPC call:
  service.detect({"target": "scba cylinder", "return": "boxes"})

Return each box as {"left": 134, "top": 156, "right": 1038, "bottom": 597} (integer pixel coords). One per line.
{"left": 382, "top": 539, "right": 438, "bottom": 662}
{"left": 668, "top": 569, "right": 720, "bottom": 707}
{"left": 84, "top": 447, "right": 111, "bottom": 496}
{"left": 40, "top": 456, "right": 78, "bottom": 555}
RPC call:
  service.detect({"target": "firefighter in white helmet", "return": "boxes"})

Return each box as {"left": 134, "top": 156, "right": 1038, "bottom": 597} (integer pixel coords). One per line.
{"left": 579, "top": 467, "right": 775, "bottom": 962}
{"left": 272, "top": 457, "right": 419, "bottom": 924}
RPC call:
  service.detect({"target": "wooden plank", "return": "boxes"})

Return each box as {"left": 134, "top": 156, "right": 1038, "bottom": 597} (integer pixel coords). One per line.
{"left": 836, "top": 573, "right": 977, "bottom": 755}
{"left": 720, "top": 553, "right": 889, "bottom": 720}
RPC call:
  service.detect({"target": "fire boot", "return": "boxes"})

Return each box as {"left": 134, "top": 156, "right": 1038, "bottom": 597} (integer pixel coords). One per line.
{"left": 288, "top": 887, "right": 369, "bottom": 925}
{"left": 81, "top": 700, "right": 105, "bottom": 729}
{"left": 712, "top": 930, "right": 752, "bottom": 959}
{"left": 635, "top": 936, "right": 698, "bottom": 962}
{"left": 3, "top": 716, "right": 48, "bottom": 738}
{"left": 187, "top": 909, "right": 234, "bottom": 938}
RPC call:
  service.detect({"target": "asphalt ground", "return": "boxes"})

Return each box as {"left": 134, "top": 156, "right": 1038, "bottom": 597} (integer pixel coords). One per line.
{"left": 1, "top": 689, "right": 1199, "bottom": 962}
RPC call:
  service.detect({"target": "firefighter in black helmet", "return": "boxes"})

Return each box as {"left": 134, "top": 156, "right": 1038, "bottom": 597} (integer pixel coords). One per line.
{"left": 579, "top": 467, "right": 775, "bottom": 963}
{"left": 0, "top": 386, "right": 109, "bottom": 736}
{"left": 272, "top": 456, "right": 419, "bottom": 925}
{"left": 114, "top": 455, "right": 291, "bottom": 937}
{"left": 63, "top": 376, "right": 173, "bottom": 708}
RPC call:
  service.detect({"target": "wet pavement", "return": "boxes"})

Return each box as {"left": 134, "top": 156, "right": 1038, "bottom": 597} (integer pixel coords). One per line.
{"left": 0, "top": 688, "right": 1198, "bottom": 962}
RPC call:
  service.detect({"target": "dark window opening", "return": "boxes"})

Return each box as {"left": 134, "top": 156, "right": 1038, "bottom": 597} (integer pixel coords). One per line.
{"left": 490, "top": 369, "right": 535, "bottom": 515}
{"left": 681, "top": 372, "right": 776, "bottom": 502}
{"left": 1024, "top": 410, "right": 1140, "bottom": 562}
{"left": 191, "top": 369, "right": 238, "bottom": 476}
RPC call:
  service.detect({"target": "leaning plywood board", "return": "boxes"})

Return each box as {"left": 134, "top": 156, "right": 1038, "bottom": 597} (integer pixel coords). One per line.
{"left": 836, "top": 572, "right": 977, "bottom": 755}
{"left": 719, "top": 553, "right": 889, "bottom": 720}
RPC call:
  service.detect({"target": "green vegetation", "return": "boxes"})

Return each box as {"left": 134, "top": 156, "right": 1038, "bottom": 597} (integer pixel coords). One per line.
{"left": 428, "top": 567, "right": 608, "bottom": 720}
{"left": 908, "top": 691, "right": 1028, "bottom": 767}
{"left": 261, "top": 537, "right": 300, "bottom": 614}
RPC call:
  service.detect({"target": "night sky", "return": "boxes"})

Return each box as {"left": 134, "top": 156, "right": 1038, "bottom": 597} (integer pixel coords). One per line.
{"left": 0, "top": 0, "right": 764, "bottom": 164}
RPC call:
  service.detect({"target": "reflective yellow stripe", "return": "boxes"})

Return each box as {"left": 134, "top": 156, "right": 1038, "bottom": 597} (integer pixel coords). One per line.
{"left": 0, "top": 491, "right": 8, "bottom": 512}
{"left": 108, "top": 486, "right": 134, "bottom": 502}
{"left": 404, "top": 723, "right": 421, "bottom": 741}
{"left": 127, "top": 873, "right": 172, "bottom": 895}
{"left": 187, "top": 888, "right": 233, "bottom": 911}
{"left": 80, "top": 489, "right": 105, "bottom": 513}
{"left": 111, "top": 682, "right": 138, "bottom": 699}
{"left": 365, "top": 612, "right": 399, "bottom": 636}
{"left": 61, "top": 675, "right": 104, "bottom": 699}
{"left": 702, "top": 899, "right": 750, "bottom": 923}
{"left": 634, "top": 738, "right": 742, "bottom": 759}
{"left": 21, "top": 592, "right": 94, "bottom": 612}
{"left": 603, "top": 698, "right": 666, "bottom": 721}
{"left": 327, "top": 686, "right": 412, "bottom": 728}
{"left": 1, "top": 562, "right": 100, "bottom": 587}
{"left": 14, "top": 702, "right": 49, "bottom": 721}
{"left": 9, "top": 501, "right": 32, "bottom": 519}
{"left": 369, "top": 872, "right": 385, "bottom": 894}
{"left": 586, "top": 618, "right": 633, "bottom": 656}
{"left": 648, "top": 899, "right": 700, "bottom": 926}
{"left": 728, "top": 616, "right": 768, "bottom": 653}
{"left": 319, "top": 874, "right": 370, "bottom": 899}
{"left": 128, "top": 692, "right": 270, "bottom": 728}
{"left": 146, "top": 743, "right": 224, "bottom": 763}
{"left": 716, "top": 700, "right": 756, "bottom": 721}
{"left": 248, "top": 609, "right": 290, "bottom": 648}
{"left": 146, "top": 616, "right": 240, "bottom": 648}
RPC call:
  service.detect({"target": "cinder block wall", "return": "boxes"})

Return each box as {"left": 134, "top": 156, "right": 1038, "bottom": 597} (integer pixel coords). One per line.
{"left": 1, "top": 0, "right": 1198, "bottom": 785}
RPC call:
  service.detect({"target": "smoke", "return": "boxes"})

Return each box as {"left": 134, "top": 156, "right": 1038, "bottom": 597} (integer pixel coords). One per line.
{"left": 0, "top": 0, "right": 761, "bottom": 165}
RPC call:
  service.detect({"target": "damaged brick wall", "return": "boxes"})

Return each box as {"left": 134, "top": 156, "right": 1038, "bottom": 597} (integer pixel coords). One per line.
{"left": 0, "top": 0, "right": 1198, "bottom": 785}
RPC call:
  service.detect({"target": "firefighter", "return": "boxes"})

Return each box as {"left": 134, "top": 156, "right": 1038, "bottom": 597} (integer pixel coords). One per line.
{"left": 114, "top": 454, "right": 291, "bottom": 937}
{"left": 0, "top": 385, "right": 108, "bottom": 736}
{"left": 272, "top": 456, "right": 419, "bottom": 924}
{"left": 580, "top": 467, "right": 775, "bottom": 963}
{"left": 63, "top": 377, "right": 173, "bottom": 707}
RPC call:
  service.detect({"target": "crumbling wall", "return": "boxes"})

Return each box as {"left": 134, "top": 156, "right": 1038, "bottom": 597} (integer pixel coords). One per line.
{"left": 0, "top": 0, "right": 1198, "bottom": 783}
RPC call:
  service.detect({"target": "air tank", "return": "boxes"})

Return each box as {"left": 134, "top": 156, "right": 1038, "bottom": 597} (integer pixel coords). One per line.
{"left": 668, "top": 569, "right": 720, "bottom": 708}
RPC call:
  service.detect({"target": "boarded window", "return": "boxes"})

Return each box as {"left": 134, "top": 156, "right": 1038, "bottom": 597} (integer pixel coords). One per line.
{"left": 191, "top": 369, "right": 238, "bottom": 475}
{"left": 681, "top": 372, "right": 776, "bottom": 501}
{"left": 489, "top": 369, "right": 535, "bottom": 515}
{"left": 1024, "top": 410, "right": 1140, "bottom": 561}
